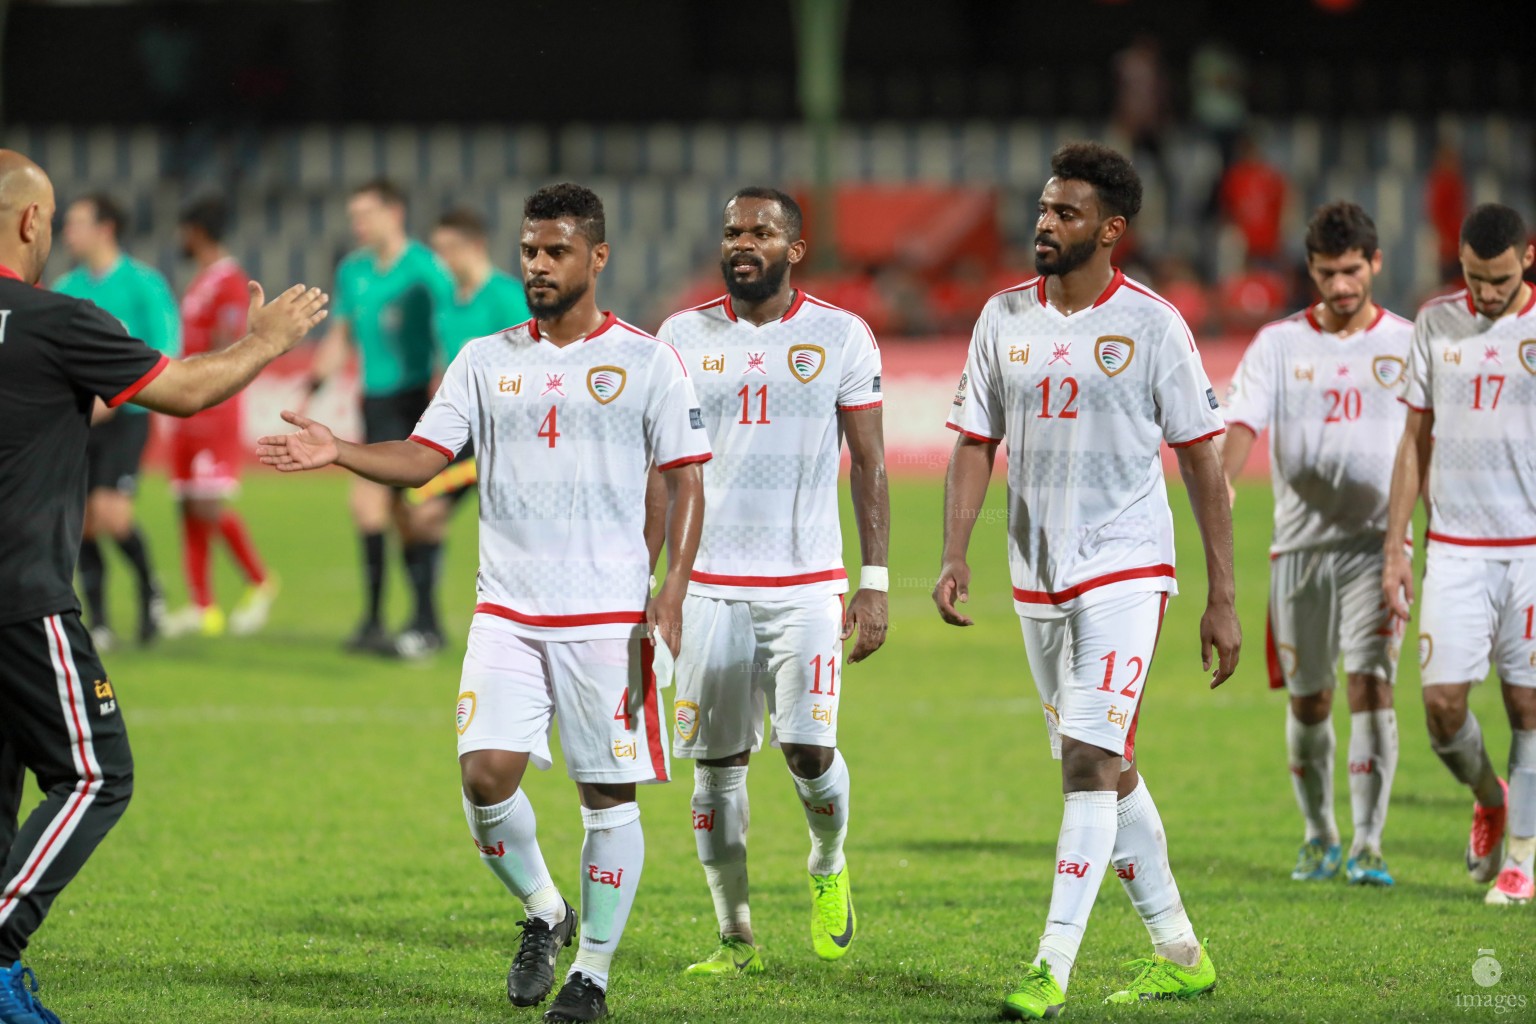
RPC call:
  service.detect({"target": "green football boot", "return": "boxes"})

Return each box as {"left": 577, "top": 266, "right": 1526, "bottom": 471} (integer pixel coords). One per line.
{"left": 1291, "top": 838, "right": 1343, "bottom": 881}
{"left": 1001, "top": 959, "right": 1066, "bottom": 1020}
{"left": 683, "top": 935, "right": 765, "bottom": 976}
{"left": 1104, "top": 944, "right": 1217, "bottom": 1004}
{"left": 808, "top": 866, "right": 856, "bottom": 960}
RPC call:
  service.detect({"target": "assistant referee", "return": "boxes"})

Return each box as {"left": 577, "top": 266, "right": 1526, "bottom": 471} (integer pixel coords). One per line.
{"left": 0, "top": 150, "right": 328, "bottom": 1023}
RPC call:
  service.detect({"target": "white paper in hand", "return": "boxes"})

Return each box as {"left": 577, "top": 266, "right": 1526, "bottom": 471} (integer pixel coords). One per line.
{"left": 649, "top": 634, "right": 676, "bottom": 690}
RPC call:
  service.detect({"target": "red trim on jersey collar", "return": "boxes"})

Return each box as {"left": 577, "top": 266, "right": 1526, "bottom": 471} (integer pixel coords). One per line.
{"left": 1465, "top": 291, "right": 1477, "bottom": 316}
{"left": 528, "top": 311, "right": 617, "bottom": 343}
{"left": 1304, "top": 303, "right": 1385, "bottom": 335}
{"left": 1035, "top": 268, "right": 1125, "bottom": 310}
{"left": 722, "top": 289, "right": 805, "bottom": 325}
{"left": 1520, "top": 285, "right": 1536, "bottom": 316}
{"left": 106, "top": 354, "right": 170, "bottom": 408}
{"left": 0, "top": 264, "right": 22, "bottom": 281}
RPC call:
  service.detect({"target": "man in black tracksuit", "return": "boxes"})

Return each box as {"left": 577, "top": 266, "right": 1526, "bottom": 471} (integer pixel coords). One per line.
{"left": 0, "top": 149, "right": 327, "bottom": 1022}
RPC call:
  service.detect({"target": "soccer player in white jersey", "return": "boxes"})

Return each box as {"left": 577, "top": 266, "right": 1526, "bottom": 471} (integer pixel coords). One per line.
{"left": 1383, "top": 203, "right": 1536, "bottom": 906}
{"left": 257, "top": 184, "right": 711, "bottom": 1021}
{"left": 933, "top": 143, "right": 1240, "bottom": 1018}
{"left": 653, "top": 186, "right": 888, "bottom": 975}
{"left": 1222, "top": 202, "right": 1412, "bottom": 887}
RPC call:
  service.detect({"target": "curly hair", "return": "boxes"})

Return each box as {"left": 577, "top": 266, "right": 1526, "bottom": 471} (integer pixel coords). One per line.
{"left": 524, "top": 182, "right": 605, "bottom": 246}
{"left": 1461, "top": 203, "right": 1528, "bottom": 260}
{"left": 728, "top": 186, "right": 803, "bottom": 240}
{"left": 1048, "top": 142, "right": 1142, "bottom": 222}
{"left": 1305, "top": 201, "right": 1378, "bottom": 258}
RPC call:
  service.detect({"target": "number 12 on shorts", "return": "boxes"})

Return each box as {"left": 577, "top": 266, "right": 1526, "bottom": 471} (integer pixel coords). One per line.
{"left": 809, "top": 653, "right": 839, "bottom": 696}
{"left": 1097, "top": 650, "right": 1144, "bottom": 698}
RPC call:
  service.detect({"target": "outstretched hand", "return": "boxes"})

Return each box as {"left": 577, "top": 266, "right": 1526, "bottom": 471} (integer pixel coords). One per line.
{"left": 256, "top": 410, "right": 340, "bottom": 472}
{"left": 247, "top": 282, "right": 329, "bottom": 354}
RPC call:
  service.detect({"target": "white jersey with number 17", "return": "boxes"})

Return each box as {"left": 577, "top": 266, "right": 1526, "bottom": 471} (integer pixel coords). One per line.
{"left": 947, "top": 270, "right": 1225, "bottom": 619}
{"left": 410, "top": 313, "right": 712, "bottom": 639}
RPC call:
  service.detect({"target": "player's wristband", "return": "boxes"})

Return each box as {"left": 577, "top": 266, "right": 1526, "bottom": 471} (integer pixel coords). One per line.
{"left": 649, "top": 574, "right": 658, "bottom": 591}
{"left": 859, "top": 566, "right": 889, "bottom": 593}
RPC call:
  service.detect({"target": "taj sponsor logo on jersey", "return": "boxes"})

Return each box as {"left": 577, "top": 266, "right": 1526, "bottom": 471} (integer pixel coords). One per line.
{"left": 1008, "top": 343, "right": 1031, "bottom": 364}
{"left": 497, "top": 373, "right": 523, "bottom": 395}
{"left": 1372, "top": 356, "right": 1405, "bottom": 388}
{"left": 674, "top": 699, "right": 700, "bottom": 743}
{"left": 1294, "top": 363, "right": 1315, "bottom": 381}
{"left": 788, "top": 344, "right": 826, "bottom": 383}
{"left": 1443, "top": 345, "right": 1463, "bottom": 365}
{"left": 1520, "top": 339, "right": 1536, "bottom": 375}
{"left": 94, "top": 678, "right": 117, "bottom": 716}
{"left": 701, "top": 353, "right": 726, "bottom": 374}
{"left": 587, "top": 365, "right": 627, "bottom": 404}
{"left": 455, "top": 691, "right": 476, "bottom": 735}
{"left": 1094, "top": 335, "right": 1134, "bottom": 377}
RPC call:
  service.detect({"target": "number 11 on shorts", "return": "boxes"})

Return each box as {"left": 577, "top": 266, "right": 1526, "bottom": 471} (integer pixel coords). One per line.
{"left": 810, "top": 652, "right": 839, "bottom": 696}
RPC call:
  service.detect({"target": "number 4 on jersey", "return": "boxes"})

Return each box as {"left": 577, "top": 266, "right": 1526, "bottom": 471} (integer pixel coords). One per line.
{"left": 537, "top": 405, "right": 560, "bottom": 447}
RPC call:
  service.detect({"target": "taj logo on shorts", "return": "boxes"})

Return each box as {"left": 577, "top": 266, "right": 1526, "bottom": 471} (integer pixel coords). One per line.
{"left": 587, "top": 864, "right": 624, "bottom": 888}
{"left": 1107, "top": 706, "right": 1128, "bottom": 729}
{"left": 1520, "top": 340, "right": 1536, "bottom": 376}
{"left": 788, "top": 344, "right": 826, "bottom": 383}
{"left": 1418, "top": 634, "right": 1433, "bottom": 669}
{"left": 692, "top": 809, "right": 715, "bottom": 832}
{"left": 1057, "top": 860, "right": 1089, "bottom": 878}
{"left": 1373, "top": 356, "right": 1406, "bottom": 388}
{"left": 456, "top": 692, "right": 476, "bottom": 736}
{"left": 674, "top": 699, "right": 700, "bottom": 743}
{"left": 811, "top": 704, "right": 834, "bottom": 725}
{"left": 612, "top": 740, "right": 637, "bottom": 760}
{"left": 1094, "top": 335, "right": 1135, "bottom": 377}
{"left": 587, "top": 365, "right": 627, "bottom": 404}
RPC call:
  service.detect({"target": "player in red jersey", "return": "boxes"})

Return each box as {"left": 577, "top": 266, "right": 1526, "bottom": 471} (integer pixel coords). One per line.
{"left": 162, "top": 198, "right": 277, "bottom": 638}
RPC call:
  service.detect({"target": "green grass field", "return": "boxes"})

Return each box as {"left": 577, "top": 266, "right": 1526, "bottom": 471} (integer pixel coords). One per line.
{"left": 21, "top": 471, "right": 1530, "bottom": 1023}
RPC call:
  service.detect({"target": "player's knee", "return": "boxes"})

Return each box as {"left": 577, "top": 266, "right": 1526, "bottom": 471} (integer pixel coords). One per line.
{"left": 1290, "top": 691, "right": 1333, "bottom": 724}
{"left": 459, "top": 756, "right": 519, "bottom": 807}
{"left": 1422, "top": 690, "right": 1467, "bottom": 741}
{"left": 782, "top": 743, "right": 834, "bottom": 780}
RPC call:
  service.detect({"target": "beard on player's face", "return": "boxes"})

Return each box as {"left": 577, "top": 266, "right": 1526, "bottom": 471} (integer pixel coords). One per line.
{"left": 525, "top": 274, "right": 589, "bottom": 320}
{"left": 721, "top": 251, "right": 790, "bottom": 304}
{"left": 1033, "top": 233, "right": 1099, "bottom": 276}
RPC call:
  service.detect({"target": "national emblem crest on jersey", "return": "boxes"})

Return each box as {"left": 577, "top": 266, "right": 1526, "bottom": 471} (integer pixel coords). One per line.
{"left": 456, "top": 691, "right": 476, "bottom": 736}
{"left": 788, "top": 344, "right": 826, "bottom": 383}
{"left": 1418, "top": 634, "right": 1433, "bottom": 670}
{"left": 1094, "top": 335, "right": 1134, "bottom": 377}
{"left": 1520, "top": 339, "right": 1536, "bottom": 375}
{"left": 587, "top": 365, "right": 627, "bottom": 404}
{"left": 674, "top": 699, "right": 700, "bottom": 743}
{"left": 1372, "top": 355, "right": 1405, "bottom": 388}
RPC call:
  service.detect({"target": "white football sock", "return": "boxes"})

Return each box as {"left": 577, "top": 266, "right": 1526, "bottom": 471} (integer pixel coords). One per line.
{"left": 693, "top": 764, "right": 752, "bottom": 941}
{"left": 1287, "top": 709, "right": 1339, "bottom": 845}
{"left": 1347, "top": 709, "right": 1398, "bottom": 856}
{"left": 1507, "top": 730, "right": 1536, "bottom": 873}
{"left": 570, "top": 802, "right": 645, "bottom": 992}
{"left": 1036, "top": 790, "right": 1118, "bottom": 993}
{"left": 1112, "top": 778, "right": 1199, "bottom": 968}
{"left": 1431, "top": 711, "right": 1498, "bottom": 800}
{"left": 791, "top": 750, "right": 849, "bottom": 876}
{"left": 463, "top": 792, "right": 564, "bottom": 925}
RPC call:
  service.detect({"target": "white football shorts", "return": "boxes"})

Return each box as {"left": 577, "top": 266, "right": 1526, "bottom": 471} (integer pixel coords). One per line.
{"left": 1019, "top": 589, "right": 1169, "bottom": 770}
{"left": 455, "top": 613, "right": 670, "bottom": 784}
{"left": 1418, "top": 550, "right": 1536, "bottom": 688}
{"left": 1266, "top": 536, "right": 1403, "bottom": 696}
{"left": 672, "top": 592, "right": 844, "bottom": 760}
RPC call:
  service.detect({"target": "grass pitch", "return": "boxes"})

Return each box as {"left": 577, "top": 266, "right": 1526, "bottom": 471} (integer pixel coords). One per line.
{"left": 23, "top": 470, "right": 1530, "bottom": 1022}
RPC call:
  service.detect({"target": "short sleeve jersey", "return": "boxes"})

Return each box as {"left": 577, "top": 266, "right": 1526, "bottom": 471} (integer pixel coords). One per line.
{"left": 657, "top": 291, "right": 882, "bottom": 600}
{"left": 947, "top": 270, "right": 1225, "bottom": 618}
{"left": 1402, "top": 286, "right": 1536, "bottom": 556}
{"left": 333, "top": 240, "right": 451, "bottom": 397}
{"left": 1223, "top": 305, "right": 1413, "bottom": 554}
{"left": 54, "top": 255, "right": 181, "bottom": 415}
{"left": 409, "top": 312, "right": 712, "bottom": 640}
{"left": 435, "top": 268, "right": 531, "bottom": 363}
{"left": 0, "top": 267, "right": 169, "bottom": 624}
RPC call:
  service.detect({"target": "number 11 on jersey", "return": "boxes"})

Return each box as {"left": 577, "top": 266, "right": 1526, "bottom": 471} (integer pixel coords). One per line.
{"left": 738, "top": 384, "right": 770, "bottom": 425}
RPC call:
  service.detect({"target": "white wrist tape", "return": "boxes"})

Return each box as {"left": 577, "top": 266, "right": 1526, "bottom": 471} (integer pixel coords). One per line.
{"left": 860, "top": 566, "right": 889, "bottom": 592}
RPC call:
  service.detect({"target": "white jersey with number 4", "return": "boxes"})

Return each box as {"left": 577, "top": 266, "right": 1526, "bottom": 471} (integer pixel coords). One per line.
{"left": 1403, "top": 288, "right": 1536, "bottom": 556}
{"left": 410, "top": 312, "right": 712, "bottom": 638}
{"left": 657, "top": 291, "right": 882, "bottom": 602}
{"left": 947, "top": 270, "right": 1225, "bottom": 619}
{"left": 1223, "top": 305, "right": 1413, "bottom": 554}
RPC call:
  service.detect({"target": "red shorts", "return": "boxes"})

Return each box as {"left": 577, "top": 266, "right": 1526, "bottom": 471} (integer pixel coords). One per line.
{"left": 171, "top": 402, "right": 243, "bottom": 498}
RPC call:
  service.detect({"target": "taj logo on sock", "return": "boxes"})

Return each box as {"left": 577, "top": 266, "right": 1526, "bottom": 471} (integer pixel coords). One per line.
{"left": 1115, "top": 862, "right": 1136, "bottom": 881}
{"left": 473, "top": 838, "right": 506, "bottom": 857}
{"left": 803, "top": 799, "right": 836, "bottom": 816}
{"left": 692, "top": 809, "right": 716, "bottom": 832}
{"left": 1057, "top": 859, "right": 1090, "bottom": 878}
{"left": 1349, "top": 759, "right": 1374, "bottom": 774}
{"left": 588, "top": 864, "right": 624, "bottom": 888}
